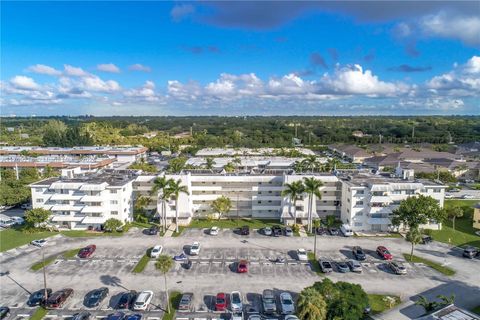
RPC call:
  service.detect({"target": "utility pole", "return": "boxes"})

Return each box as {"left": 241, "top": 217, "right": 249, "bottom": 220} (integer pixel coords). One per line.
{"left": 42, "top": 247, "right": 48, "bottom": 302}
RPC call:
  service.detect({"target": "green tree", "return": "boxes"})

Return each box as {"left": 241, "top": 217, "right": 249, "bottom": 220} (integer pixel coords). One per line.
{"left": 205, "top": 158, "right": 215, "bottom": 170}
{"left": 223, "top": 162, "right": 236, "bottom": 173}
{"left": 282, "top": 180, "right": 305, "bottom": 223}
{"left": 415, "top": 296, "right": 439, "bottom": 313}
{"left": 406, "top": 228, "right": 422, "bottom": 261}
{"left": 151, "top": 176, "right": 174, "bottom": 232}
{"left": 104, "top": 218, "right": 123, "bottom": 232}
{"left": 301, "top": 155, "right": 320, "bottom": 173}
{"left": 391, "top": 195, "right": 445, "bottom": 231}
{"left": 446, "top": 206, "right": 464, "bottom": 231}
{"left": 211, "top": 196, "right": 232, "bottom": 220}
{"left": 167, "top": 157, "right": 187, "bottom": 173}
{"left": 134, "top": 195, "right": 152, "bottom": 214}
{"left": 155, "top": 254, "right": 174, "bottom": 313}
{"left": 297, "top": 287, "right": 327, "bottom": 320}
{"left": 303, "top": 177, "right": 324, "bottom": 233}
{"left": 325, "top": 215, "right": 337, "bottom": 228}
{"left": 166, "top": 179, "right": 189, "bottom": 233}
{"left": 24, "top": 208, "right": 51, "bottom": 227}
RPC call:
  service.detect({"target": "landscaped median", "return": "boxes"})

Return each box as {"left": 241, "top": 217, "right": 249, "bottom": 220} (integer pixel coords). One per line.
{"left": 162, "top": 291, "right": 181, "bottom": 320}
{"left": 307, "top": 252, "right": 322, "bottom": 275}
{"left": 402, "top": 253, "right": 456, "bottom": 276}
{"left": 132, "top": 248, "right": 153, "bottom": 273}
{"left": 30, "top": 307, "right": 48, "bottom": 320}
{"left": 30, "top": 248, "right": 81, "bottom": 271}
{"left": 367, "top": 294, "right": 401, "bottom": 315}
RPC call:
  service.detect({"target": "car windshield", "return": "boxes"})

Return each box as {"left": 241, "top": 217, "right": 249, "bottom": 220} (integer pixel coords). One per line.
{"left": 282, "top": 298, "right": 293, "bottom": 304}
{"left": 384, "top": 250, "right": 390, "bottom": 254}
{"left": 216, "top": 298, "right": 225, "bottom": 303}
{"left": 192, "top": 244, "right": 199, "bottom": 249}
{"left": 91, "top": 292, "right": 101, "bottom": 299}
{"left": 232, "top": 294, "right": 240, "bottom": 303}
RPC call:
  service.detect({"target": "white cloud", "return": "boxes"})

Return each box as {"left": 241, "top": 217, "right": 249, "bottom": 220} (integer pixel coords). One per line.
{"left": 27, "top": 64, "right": 61, "bottom": 76}
{"left": 167, "top": 80, "right": 202, "bottom": 101}
{"left": 420, "top": 12, "right": 480, "bottom": 46}
{"left": 124, "top": 81, "right": 159, "bottom": 101}
{"left": 82, "top": 76, "right": 120, "bottom": 92}
{"left": 64, "top": 64, "right": 90, "bottom": 77}
{"left": 10, "top": 76, "right": 40, "bottom": 90}
{"left": 267, "top": 73, "right": 311, "bottom": 95}
{"left": 128, "top": 64, "right": 151, "bottom": 72}
{"left": 97, "top": 63, "right": 121, "bottom": 73}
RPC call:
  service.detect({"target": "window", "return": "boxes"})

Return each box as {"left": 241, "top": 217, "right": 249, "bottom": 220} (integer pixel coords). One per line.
{"left": 111, "top": 211, "right": 118, "bottom": 215}
{"left": 257, "top": 201, "right": 262, "bottom": 204}
{"left": 356, "top": 190, "right": 364, "bottom": 195}
{"left": 354, "top": 222, "right": 362, "bottom": 227}
{"left": 110, "top": 200, "right": 118, "bottom": 205}
{"left": 36, "top": 198, "right": 43, "bottom": 203}
{"left": 110, "top": 190, "right": 117, "bottom": 194}
{"left": 356, "top": 211, "right": 363, "bottom": 216}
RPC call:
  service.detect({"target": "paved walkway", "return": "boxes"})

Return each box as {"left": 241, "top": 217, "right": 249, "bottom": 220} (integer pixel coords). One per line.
{"left": 164, "top": 223, "right": 176, "bottom": 237}
{"left": 298, "top": 227, "right": 308, "bottom": 237}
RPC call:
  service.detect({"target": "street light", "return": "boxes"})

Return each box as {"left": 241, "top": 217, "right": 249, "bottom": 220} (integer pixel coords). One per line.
{"left": 41, "top": 246, "right": 48, "bottom": 303}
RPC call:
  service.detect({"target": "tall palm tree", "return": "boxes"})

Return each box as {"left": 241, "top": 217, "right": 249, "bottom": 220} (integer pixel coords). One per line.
{"left": 166, "top": 179, "right": 189, "bottom": 233}
{"left": 297, "top": 287, "right": 327, "bottom": 320}
{"left": 155, "top": 254, "right": 174, "bottom": 313}
{"left": 281, "top": 181, "right": 305, "bottom": 224}
{"left": 301, "top": 155, "right": 320, "bottom": 173}
{"left": 303, "top": 177, "right": 324, "bottom": 233}
{"left": 151, "top": 176, "right": 174, "bottom": 232}
{"left": 205, "top": 158, "right": 215, "bottom": 170}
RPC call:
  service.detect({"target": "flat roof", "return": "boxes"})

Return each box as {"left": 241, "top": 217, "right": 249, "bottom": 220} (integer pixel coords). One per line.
{"left": 0, "top": 145, "right": 148, "bottom": 155}
{"left": 339, "top": 172, "right": 445, "bottom": 187}
{"left": 30, "top": 170, "right": 136, "bottom": 187}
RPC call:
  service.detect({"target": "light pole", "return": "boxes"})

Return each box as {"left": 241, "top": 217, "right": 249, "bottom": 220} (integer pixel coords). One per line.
{"left": 41, "top": 246, "right": 48, "bottom": 302}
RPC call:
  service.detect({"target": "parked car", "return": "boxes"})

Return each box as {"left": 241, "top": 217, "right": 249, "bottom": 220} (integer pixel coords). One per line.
{"left": 240, "top": 226, "right": 250, "bottom": 235}
{"left": 279, "top": 292, "right": 295, "bottom": 314}
{"left": 463, "top": 247, "right": 479, "bottom": 259}
{"left": 28, "top": 288, "right": 52, "bottom": 306}
{"left": 316, "top": 227, "right": 327, "bottom": 235}
{"left": 10, "top": 216, "right": 25, "bottom": 225}
{"left": 117, "top": 291, "right": 137, "bottom": 309}
{"left": 271, "top": 256, "right": 286, "bottom": 263}
{"left": 262, "top": 226, "right": 272, "bottom": 236}
{"left": 209, "top": 226, "right": 219, "bottom": 236}
{"left": 21, "top": 203, "right": 32, "bottom": 210}
{"left": 178, "top": 293, "right": 193, "bottom": 311}
{"left": 262, "top": 289, "right": 276, "bottom": 314}
{"left": 247, "top": 314, "right": 261, "bottom": 320}
{"left": 124, "top": 314, "right": 142, "bottom": 320}
{"left": 462, "top": 194, "right": 474, "bottom": 199}
{"left": 106, "top": 312, "right": 125, "bottom": 320}
{"left": 319, "top": 259, "right": 333, "bottom": 273}
{"left": 215, "top": 292, "right": 227, "bottom": 311}
{"left": 230, "top": 291, "right": 243, "bottom": 312}
{"left": 150, "top": 245, "right": 163, "bottom": 258}
{"left": 232, "top": 312, "right": 243, "bottom": 320}
{"left": 0, "top": 219, "right": 16, "bottom": 228}
{"left": 389, "top": 262, "right": 407, "bottom": 275}
{"left": 72, "top": 311, "right": 91, "bottom": 320}
{"left": 78, "top": 245, "right": 96, "bottom": 259}
{"left": 444, "top": 193, "right": 454, "bottom": 199}
{"left": 173, "top": 252, "right": 188, "bottom": 261}
{"left": 237, "top": 260, "right": 248, "bottom": 273}
{"left": 0, "top": 307, "right": 9, "bottom": 320}
{"left": 345, "top": 259, "right": 361, "bottom": 272}
{"left": 45, "top": 288, "right": 74, "bottom": 309}
{"left": 376, "top": 246, "right": 393, "bottom": 260}
{"left": 284, "top": 226, "right": 293, "bottom": 237}
{"left": 352, "top": 246, "right": 366, "bottom": 260}
{"left": 182, "top": 259, "right": 193, "bottom": 269}
{"left": 146, "top": 226, "right": 159, "bottom": 235}
{"left": 190, "top": 242, "right": 201, "bottom": 255}
{"left": 340, "top": 224, "right": 353, "bottom": 237}
{"left": 336, "top": 261, "right": 350, "bottom": 273}
{"left": 297, "top": 248, "right": 308, "bottom": 261}
{"left": 328, "top": 227, "right": 339, "bottom": 236}
{"left": 421, "top": 235, "right": 433, "bottom": 244}
{"left": 284, "top": 316, "right": 300, "bottom": 320}
{"left": 31, "top": 239, "right": 48, "bottom": 247}
{"left": 85, "top": 287, "right": 109, "bottom": 308}
{"left": 133, "top": 291, "right": 153, "bottom": 311}
{"left": 272, "top": 225, "right": 282, "bottom": 237}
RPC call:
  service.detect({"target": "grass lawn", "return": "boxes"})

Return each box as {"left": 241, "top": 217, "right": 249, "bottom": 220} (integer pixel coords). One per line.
{"left": 62, "top": 248, "right": 81, "bottom": 259}
{"left": 403, "top": 253, "right": 455, "bottom": 276}
{"left": 430, "top": 200, "right": 480, "bottom": 249}
{"left": 0, "top": 228, "right": 57, "bottom": 252}
{"left": 30, "top": 307, "right": 48, "bottom": 320}
{"left": 171, "top": 226, "right": 185, "bottom": 237}
{"left": 31, "top": 256, "right": 57, "bottom": 271}
{"left": 368, "top": 294, "right": 401, "bottom": 314}
{"left": 187, "top": 218, "right": 284, "bottom": 229}
{"left": 307, "top": 252, "right": 322, "bottom": 275}
{"left": 162, "top": 291, "right": 181, "bottom": 320}
{"left": 132, "top": 248, "right": 153, "bottom": 273}
{"left": 471, "top": 306, "right": 480, "bottom": 316}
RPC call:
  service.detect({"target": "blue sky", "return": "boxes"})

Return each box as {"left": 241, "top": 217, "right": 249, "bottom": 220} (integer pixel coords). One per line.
{"left": 1, "top": 1, "right": 479, "bottom": 116}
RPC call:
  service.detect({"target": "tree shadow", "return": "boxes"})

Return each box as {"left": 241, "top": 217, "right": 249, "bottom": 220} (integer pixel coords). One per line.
{"left": 99, "top": 275, "right": 128, "bottom": 290}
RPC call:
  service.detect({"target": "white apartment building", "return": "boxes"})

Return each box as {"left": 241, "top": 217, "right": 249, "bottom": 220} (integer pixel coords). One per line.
{"left": 340, "top": 173, "right": 446, "bottom": 232}
{"left": 30, "top": 170, "right": 135, "bottom": 230}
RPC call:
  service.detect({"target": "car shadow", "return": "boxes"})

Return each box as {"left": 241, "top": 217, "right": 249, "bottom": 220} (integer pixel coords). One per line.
{"left": 245, "top": 292, "right": 262, "bottom": 313}
{"left": 339, "top": 249, "right": 354, "bottom": 259}
{"left": 287, "top": 250, "right": 297, "bottom": 260}
{"left": 108, "top": 292, "right": 124, "bottom": 309}
{"left": 364, "top": 249, "right": 379, "bottom": 259}
{"left": 183, "top": 245, "right": 191, "bottom": 254}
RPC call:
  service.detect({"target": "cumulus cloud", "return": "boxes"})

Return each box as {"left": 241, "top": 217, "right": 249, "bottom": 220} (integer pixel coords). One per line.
{"left": 420, "top": 12, "right": 480, "bottom": 46}
{"left": 10, "top": 76, "right": 40, "bottom": 90}
{"left": 27, "top": 64, "right": 61, "bottom": 76}
{"left": 128, "top": 64, "right": 151, "bottom": 72}
{"left": 97, "top": 63, "right": 120, "bottom": 73}
{"left": 64, "top": 64, "right": 90, "bottom": 77}
{"left": 124, "top": 80, "right": 159, "bottom": 102}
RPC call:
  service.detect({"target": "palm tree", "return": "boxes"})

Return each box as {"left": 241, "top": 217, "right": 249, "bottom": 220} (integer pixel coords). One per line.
{"left": 205, "top": 158, "right": 215, "bottom": 170}
{"left": 297, "top": 287, "right": 327, "bottom": 320}
{"left": 406, "top": 228, "right": 422, "bottom": 261}
{"left": 151, "top": 176, "right": 174, "bottom": 232}
{"left": 301, "top": 155, "right": 320, "bottom": 173}
{"left": 303, "top": 177, "right": 324, "bottom": 233}
{"left": 166, "top": 179, "right": 189, "bottom": 233}
{"left": 446, "top": 206, "right": 463, "bottom": 231}
{"left": 281, "top": 181, "right": 305, "bottom": 224}
{"left": 155, "top": 255, "right": 174, "bottom": 313}
{"left": 437, "top": 294, "right": 455, "bottom": 306}
{"left": 415, "top": 296, "right": 439, "bottom": 313}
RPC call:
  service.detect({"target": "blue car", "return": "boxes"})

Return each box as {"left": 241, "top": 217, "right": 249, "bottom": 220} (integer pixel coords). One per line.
{"left": 173, "top": 252, "right": 187, "bottom": 261}
{"left": 125, "top": 314, "right": 143, "bottom": 320}
{"left": 106, "top": 312, "right": 125, "bottom": 320}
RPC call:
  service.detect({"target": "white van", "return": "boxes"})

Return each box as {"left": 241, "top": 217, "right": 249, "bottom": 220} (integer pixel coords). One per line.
{"left": 340, "top": 224, "right": 353, "bottom": 237}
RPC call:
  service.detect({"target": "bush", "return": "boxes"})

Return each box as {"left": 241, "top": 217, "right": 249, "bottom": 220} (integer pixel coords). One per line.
{"left": 134, "top": 213, "right": 149, "bottom": 224}
{"left": 291, "top": 224, "right": 300, "bottom": 233}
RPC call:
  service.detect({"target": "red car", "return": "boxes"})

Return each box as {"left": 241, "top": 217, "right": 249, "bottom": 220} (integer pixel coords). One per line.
{"left": 215, "top": 293, "right": 227, "bottom": 311}
{"left": 237, "top": 260, "right": 248, "bottom": 273}
{"left": 78, "top": 245, "right": 96, "bottom": 258}
{"left": 45, "top": 288, "right": 74, "bottom": 309}
{"left": 376, "top": 246, "right": 393, "bottom": 260}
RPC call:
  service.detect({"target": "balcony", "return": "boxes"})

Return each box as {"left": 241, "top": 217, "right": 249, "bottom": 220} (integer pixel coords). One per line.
{"left": 369, "top": 195, "right": 391, "bottom": 203}
{"left": 80, "top": 195, "right": 104, "bottom": 202}
{"left": 51, "top": 204, "right": 84, "bottom": 212}
{"left": 251, "top": 195, "right": 282, "bottom": 201}
{"left": 252, "top": 186, "right": 284, "bottom": 192}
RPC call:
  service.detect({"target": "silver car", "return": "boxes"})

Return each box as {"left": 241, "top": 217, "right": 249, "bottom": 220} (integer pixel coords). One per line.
{"left": 347, "top": 259, "right": 362, "bottom": 273}
{"left": 280, "top": 292, "right": 295, "bottom": 314}
{"left": 262, "top": 289, "right": 276, "bottom": 314}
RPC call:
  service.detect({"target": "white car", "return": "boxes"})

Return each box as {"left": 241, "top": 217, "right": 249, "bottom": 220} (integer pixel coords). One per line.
{"left": 230, "top": 291, "right": 243, "bottom": 312}
{"left": 297, "top": 248, "right": 308, "bottom": 261}
{"left": 444, "top": 193, "right": 454, "bottom": 199}
{"left": 133, "top": 290, "right": 154, "bottom": 310}
{"left": 31, "top": 239, "right": 48, "bottom": 247}
{"left": 190, "top": 242, "right": 200, "bottom": 255}
{"left": 284, "top": 316, "right": 299, "bottom": 320}
{"left": 150, "top": 245, "right": 163, "bottom": 258}
{"left": 280, "top": 292, "right": 295, "bottom": 314}
{"left": 10, "top": 217, "right": 24, "bottom": 225}
{"left": 462, "top": 194, "right": 474, "bottom": 199}
{"left": 21, "top": 203, "right": 32, "bottom": 210}
{"left": 209, "top": 226, "right": 219, "bottom": 236}
{"left": 0, "top": 219, "right": 16, "bottom": 228}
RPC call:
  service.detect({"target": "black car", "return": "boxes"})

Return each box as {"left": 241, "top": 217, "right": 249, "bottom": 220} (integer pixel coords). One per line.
{"left": 28, "top": 288, "right": 52, "bottom": 306}
{"left": 421, "top": 235, "right": 432, "bottom": 244}
{"left": 316, "top": 227, "right": 327, "bottom": 235}
{"left": 0, "top": 307, "right": 9, "bottom": 320}
{"left": 272, "top": 226, "right": 282, "bottom": 237}
{"left": 85, "top": 287, "right": 109, "bottom": 308}
{"left": 352, "top": 246, "right": 366, "bottom": 261}
{"left": 117, "top": 291, "right": 137, "bottom": 309}
{"left": 182, "top": 259, "right": 193, "bottom": 269}
{"left": 328, "top": 227, "right": 339, "bottom": 236}
{"left": 72, "top": 311, "right": 92, "bottom": 320}
{"left": 147, "top": 226, "right": 159, "bottom": 235}
{"left": 240, "top": 226, "right": 250, "bottom": 235}
{"left": 463, "top": 247, "right": 479, "bottom": 259}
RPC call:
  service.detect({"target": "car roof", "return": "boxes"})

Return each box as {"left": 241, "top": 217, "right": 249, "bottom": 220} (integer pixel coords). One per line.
{"left": 377, "top": 246, "right": 387, "bottom": 250}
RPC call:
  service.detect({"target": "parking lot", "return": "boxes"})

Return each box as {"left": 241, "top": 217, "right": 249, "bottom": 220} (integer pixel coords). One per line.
{"left": 1, "top": 227, "right": 479, "bottom": 319}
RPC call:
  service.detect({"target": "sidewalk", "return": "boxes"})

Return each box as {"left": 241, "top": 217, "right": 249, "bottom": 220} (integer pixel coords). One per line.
{"left": 164, "top": 223, "right": 176, "bottom": 237}
{"left": 298, "top": 226, "right": 308, "bottom": 237}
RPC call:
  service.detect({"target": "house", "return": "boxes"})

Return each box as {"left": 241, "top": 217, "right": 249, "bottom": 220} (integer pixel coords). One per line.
{"left": 329, "top": 145, "right": 373, "bottom": 163}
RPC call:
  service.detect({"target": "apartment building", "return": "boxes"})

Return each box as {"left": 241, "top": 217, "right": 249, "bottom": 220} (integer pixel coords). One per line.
{"left": 30, "top": 170, "right": 135, "bottom": 230}
{"left": 340, "top": 172, "right": 446, "bottom": 232}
